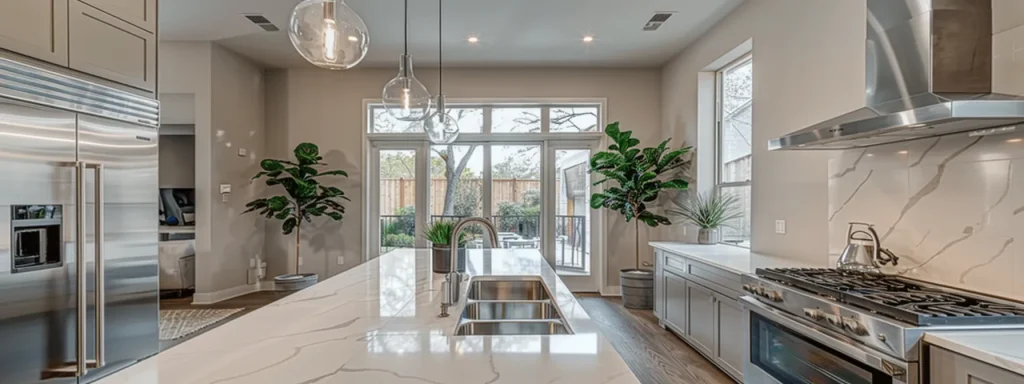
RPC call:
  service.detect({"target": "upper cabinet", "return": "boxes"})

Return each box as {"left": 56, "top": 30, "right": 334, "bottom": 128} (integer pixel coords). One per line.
{"left": 0, "top": 0, "right": 70, "bottom": 66}
{"left": 0, "top": 0, "right": 156, "bottom": 94}
{"left": 77, "top": 0, "right": 157, "bottom": 32}
{"left": 69, "top": 0, "right": 157, "bottom": 91}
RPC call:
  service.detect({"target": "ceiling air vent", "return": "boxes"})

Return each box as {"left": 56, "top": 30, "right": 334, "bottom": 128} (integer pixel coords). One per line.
{"left": 243, "top": 14, "right": 279, "bottom": 32}
{"left": 643, "top": 12, "right": 675, "bottom": 31}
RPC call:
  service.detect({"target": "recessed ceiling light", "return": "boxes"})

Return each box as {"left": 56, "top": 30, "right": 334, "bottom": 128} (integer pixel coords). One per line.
{"left": 897, "top": 150, "right": 909, "bottom": 154}
{"left": 1007, "top": 138, "right": 1023, "bottom": 143}
{"left": 467, "top": 36, "right": 479, "bottom": 43}
{"left": 582, "top": 35, "right": 595, "bottom": 43}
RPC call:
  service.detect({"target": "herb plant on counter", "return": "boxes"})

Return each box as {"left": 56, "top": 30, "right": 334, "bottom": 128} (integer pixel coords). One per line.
{"left": 243, "top": 142, "right": 349, "bottom": 275}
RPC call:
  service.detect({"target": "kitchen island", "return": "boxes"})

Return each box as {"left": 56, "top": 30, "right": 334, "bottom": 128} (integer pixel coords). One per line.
{"left": 95, "top": 249, "right": 638, "bottom": 384}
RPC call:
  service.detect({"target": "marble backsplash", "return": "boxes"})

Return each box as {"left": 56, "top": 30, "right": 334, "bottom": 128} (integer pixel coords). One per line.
{"left": 828, "top": 131, "right": 1024, "bottom": 299}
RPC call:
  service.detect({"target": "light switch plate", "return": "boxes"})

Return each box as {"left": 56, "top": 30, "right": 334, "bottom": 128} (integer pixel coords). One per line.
{"left": 298, "top": 257, "right": 304, "bottom": 266}
{"left": 238, "top": 148, "right": 247, "bottom": 157}
{"left": 775, "top": 220, "right": 787, "bottom": 234}
{"left": 219, "top": 184, "right": 231, "bottom": 194}
{"left": 337, "top": 256, "right": 345, "bottom": 265}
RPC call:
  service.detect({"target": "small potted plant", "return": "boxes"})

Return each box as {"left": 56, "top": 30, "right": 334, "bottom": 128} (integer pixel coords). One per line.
{"left": 669, "top": 192, "right": 743, "bottom": 244}
{"left": 243, "top": 143, "right": 349, "bottom": 290}
{"left": 423, "top": 221, "right": 469, "bottom": 274}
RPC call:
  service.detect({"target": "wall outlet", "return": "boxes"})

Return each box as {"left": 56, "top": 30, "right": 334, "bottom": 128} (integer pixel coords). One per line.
{"left": 249, "top": 258, "right": 256, "bottom": 268}
{"left": 237, "top": 148, "right": 247, "bottom": 157}
{"left": 337, "top": 256, "right": 345, "bottom": 265}
{"left": 775, "top": 220, "right": 787, "bottom": 234}
{"left": 298, "top": 257, "right": 304, "bottom": 266}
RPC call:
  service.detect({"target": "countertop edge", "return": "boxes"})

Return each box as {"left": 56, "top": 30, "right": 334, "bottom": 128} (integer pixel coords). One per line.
{"left": 923, "top": 333, "right": 1024, "bottom": 376}
{"left": 648, "top": 241, "right": 751, "bottom": 275}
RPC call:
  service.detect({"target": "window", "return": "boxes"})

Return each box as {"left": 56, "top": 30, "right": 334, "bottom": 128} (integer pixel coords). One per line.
{"left": 716, "top": 56, "right": 752, "bottom": 247}
{"left": 367, "top": 101, "right": 604, "bottom": 289}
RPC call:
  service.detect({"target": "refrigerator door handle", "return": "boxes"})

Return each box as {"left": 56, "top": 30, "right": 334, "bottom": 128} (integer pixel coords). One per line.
{"left": 76, "top": 161, "right": 89, "bottom": 376}
{"left": 89, "top": 163, "right": 105, "bottom": 368}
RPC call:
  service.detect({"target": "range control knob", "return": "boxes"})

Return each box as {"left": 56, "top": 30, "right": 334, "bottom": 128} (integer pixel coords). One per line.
{"left": 742, "top": 284, "right": 752, "bottom": 292}
{"left": 824, "top": 314, "right": 841, "bottom": 326}
{"left": 754, "top": 287, "right": 766, "bottom": 296}
{"left": 803, "top": 308, "right": 824, "bottom": 320}
{"left": 842, "top": 318, "right": 869, "bottom": 336}
{"left": 767, "top": 291, "right": 783, "bottom": 302}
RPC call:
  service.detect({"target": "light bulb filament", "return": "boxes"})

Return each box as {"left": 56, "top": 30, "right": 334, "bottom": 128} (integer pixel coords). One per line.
{"left": 323, "top": 18, "right": 338, "bottom": 62}
{"left": 401, "top": 88, "right": 412, "bottom": 112}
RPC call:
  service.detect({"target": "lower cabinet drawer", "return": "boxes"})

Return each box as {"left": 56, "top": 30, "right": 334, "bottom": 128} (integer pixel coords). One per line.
{"left": 929, "top": 346, "right": 1024, "bottom": 384}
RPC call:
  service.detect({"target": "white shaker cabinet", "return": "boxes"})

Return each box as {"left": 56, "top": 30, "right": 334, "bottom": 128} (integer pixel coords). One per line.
{"left": 0, "top": 0, "right": 69, "bottom": 66}
{"left": 653, "top": 246, "right": 744, "bottom": 383}
{"left": 69, "top": 0, "right": 157, "bottom": 92}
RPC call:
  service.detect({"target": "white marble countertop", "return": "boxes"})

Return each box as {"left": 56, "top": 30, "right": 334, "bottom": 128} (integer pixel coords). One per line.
{"left": 96, "top": 249, "right": 638, "bottom": 384}
{"left": 649, "top": 242, "right": 826, "bottom": 275}
{"left": 924, "top": 331, "right": 1024, "bottom": 376}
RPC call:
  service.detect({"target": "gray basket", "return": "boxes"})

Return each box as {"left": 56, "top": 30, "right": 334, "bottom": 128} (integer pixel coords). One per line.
{"left": 620, "top": 269, "right": 654, "bottom": 309}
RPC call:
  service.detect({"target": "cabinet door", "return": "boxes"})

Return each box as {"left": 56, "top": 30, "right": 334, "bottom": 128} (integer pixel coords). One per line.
{"left": 68, "top": 0, "right": 156, "bottom": 91}
{"left": 654, "top": 250, "right": 664, "bottom": 318}
{"left": 76, "top": 0, "right": 156, "bottom": 32}
{"left": 663, "top": 270, "right": 687, "bottom": 333}
{"left": 930, "top": 346, "right": 1024, "bottom": 384}
{"left": 685, "top": 281, "right": 716, "bottom": 356}
{"left": 715, "top": 295, "right": 745, "bottom": 381}
{"left": 0, "top": 0, "right": 69, "bottom": 66}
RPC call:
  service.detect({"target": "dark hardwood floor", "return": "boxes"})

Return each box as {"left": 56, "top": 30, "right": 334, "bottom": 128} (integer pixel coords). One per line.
{"left": 576, "top": 295, "right": 734, "bottom": 384}
{"left": 159, "top": 291, "right": 290, "bottom": 351}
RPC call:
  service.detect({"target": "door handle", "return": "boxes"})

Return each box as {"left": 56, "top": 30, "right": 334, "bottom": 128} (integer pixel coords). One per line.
{"left": 76, "top": 161, "right": 88, "bottom": 376}
{"left": 89, "top": 163, "right": 105, "bottom": 368}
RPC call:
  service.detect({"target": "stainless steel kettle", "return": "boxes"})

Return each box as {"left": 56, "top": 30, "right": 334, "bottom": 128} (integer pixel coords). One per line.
{"left": 837, "top": 222, "right": 899, "bottom": 274}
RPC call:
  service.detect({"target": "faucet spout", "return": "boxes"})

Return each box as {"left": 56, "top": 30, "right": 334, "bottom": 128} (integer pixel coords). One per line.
{"left": 439, "top": 217, "right": 500, "bottom": 317}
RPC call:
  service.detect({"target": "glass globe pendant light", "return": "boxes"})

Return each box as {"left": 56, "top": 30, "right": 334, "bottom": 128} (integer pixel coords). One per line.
{"left": 424, "top": 0, "right": 459, "bottom": 144}
{"left": 288, "top": 0, "right": 369, "bottom": 70}
{"left": 382, "top": 0, "right": 431, "bottom": 121}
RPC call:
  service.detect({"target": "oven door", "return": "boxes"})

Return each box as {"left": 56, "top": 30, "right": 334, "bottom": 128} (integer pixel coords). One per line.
{"left": 742, "top": 296, "right": 912, "bottom": 384}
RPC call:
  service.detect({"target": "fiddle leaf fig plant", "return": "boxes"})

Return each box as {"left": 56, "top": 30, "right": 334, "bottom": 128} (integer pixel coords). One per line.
{"left": 243, "top": 142, "right": 349, "bottom": 275}
{"left": 590, "top": 122, "right": 691, "bottom": 269}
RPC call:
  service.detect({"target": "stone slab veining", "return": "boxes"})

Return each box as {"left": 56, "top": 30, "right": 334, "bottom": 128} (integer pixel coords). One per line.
{"left": 648, "top": 242, "right": 826, "bottom": 275}
{"left": 94, "top": 249, "right": 639, "bottom": 384}
{"left": 924, "top": 331, "right": 1024, "bottom": 376}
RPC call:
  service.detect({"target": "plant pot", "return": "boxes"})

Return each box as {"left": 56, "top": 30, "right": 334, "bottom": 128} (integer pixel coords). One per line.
{"left": 432, "top": 245, "right": 466, "bottom": 274}
{"left": 697, "top": 228, "right": 721, "bottom": 244}
{"left": 619, "top": 268, "right": 654, "bottom": 309}
{"left": 274, "top": 273, "right": 318, "bottom": 291}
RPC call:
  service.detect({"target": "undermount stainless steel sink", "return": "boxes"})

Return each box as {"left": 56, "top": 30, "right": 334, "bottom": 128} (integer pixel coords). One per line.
{"left": 454, "top": 320, "right": 571, "bottom": 336}
{"left": 454, "top": 276, "right": 573, "bottom": 336}
{"left": 462, "top": 301, "right": 560, "bottom": 320}
{"left": 465, "top": 277, "right": 551, "bottom": 301}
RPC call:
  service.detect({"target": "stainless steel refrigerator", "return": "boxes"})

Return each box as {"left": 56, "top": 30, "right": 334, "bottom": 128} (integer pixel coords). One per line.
{"left": 0, "top": 56, "right": 160, "bottom": 383}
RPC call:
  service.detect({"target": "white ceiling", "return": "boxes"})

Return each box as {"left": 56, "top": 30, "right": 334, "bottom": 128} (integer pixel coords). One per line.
{"left": 159, "top": 0, "right": 744, "bottom": 69}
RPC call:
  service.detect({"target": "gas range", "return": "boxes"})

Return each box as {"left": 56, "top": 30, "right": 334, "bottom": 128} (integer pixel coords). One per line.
{"left": 742, "top": 268, "right": 1024, "bottom": 362}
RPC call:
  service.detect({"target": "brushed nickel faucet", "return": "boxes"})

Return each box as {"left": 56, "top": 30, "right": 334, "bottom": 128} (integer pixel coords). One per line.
{"left": 439, "top": 217, "right": 500, "bottom": 317}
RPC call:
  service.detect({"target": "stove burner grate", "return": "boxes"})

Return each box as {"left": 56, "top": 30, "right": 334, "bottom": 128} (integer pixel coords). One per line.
{"left": 756, "top": 268, "right": 1024, "bottom": 326}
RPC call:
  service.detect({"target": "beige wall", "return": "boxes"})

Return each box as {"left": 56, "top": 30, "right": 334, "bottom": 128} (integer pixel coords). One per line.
{"left": 160, "top": 42, "right": 266, "bottom": 297}
{"left": 158, "top": 134, "right": 195, "bottom": 188}
{"left": 659, "top": 0, "right": 867, "bottom": 263}
{"left": 264, "top": 67, "right": 662, "bottom": 288}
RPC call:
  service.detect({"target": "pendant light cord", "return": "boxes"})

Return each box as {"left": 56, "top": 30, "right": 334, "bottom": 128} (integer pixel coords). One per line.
{"left": 438, "top": 0, "right": 443, "bottom": 95}
{"left": 403, "top": 0, "right": 409, "bottom": 77}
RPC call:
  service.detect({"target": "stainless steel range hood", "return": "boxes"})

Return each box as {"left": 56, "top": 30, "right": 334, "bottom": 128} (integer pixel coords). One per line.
{"left": 769, "top": 0, "right": 1024, "bottom": 151}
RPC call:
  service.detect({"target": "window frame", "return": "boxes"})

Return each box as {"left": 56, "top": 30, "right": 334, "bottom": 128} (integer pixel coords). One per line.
{"left": 714, "top": 54, "right": 753, "bottom": 247}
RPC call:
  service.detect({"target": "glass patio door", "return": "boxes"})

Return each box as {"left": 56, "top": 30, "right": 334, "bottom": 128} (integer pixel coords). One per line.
{"left": 544, "top": 141, "right": 600, "bottom": 291}
{"left": 369, "top": 142, "right": 429, "bottom": 259}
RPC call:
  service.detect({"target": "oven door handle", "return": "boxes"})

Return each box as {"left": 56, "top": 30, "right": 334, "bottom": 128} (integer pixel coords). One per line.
{"left": 741, "top": 296, "right": 909, "bottom": 381}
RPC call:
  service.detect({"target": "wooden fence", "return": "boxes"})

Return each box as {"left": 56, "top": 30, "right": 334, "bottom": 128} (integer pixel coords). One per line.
{"left": 380, "top": 178, "right": 542, "bottom": 215}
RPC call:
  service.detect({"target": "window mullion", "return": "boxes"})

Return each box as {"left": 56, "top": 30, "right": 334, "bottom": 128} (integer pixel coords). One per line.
{"left": 541, "top": 107, "right": 550, "bottom": 133}
{"left": 483, "top": 106, "right": 493, "bottom": 134}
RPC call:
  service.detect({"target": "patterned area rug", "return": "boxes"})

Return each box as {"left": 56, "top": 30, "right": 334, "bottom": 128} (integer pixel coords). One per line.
{"left": 159, "top": 308, "right": 244, "bottom": 341}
